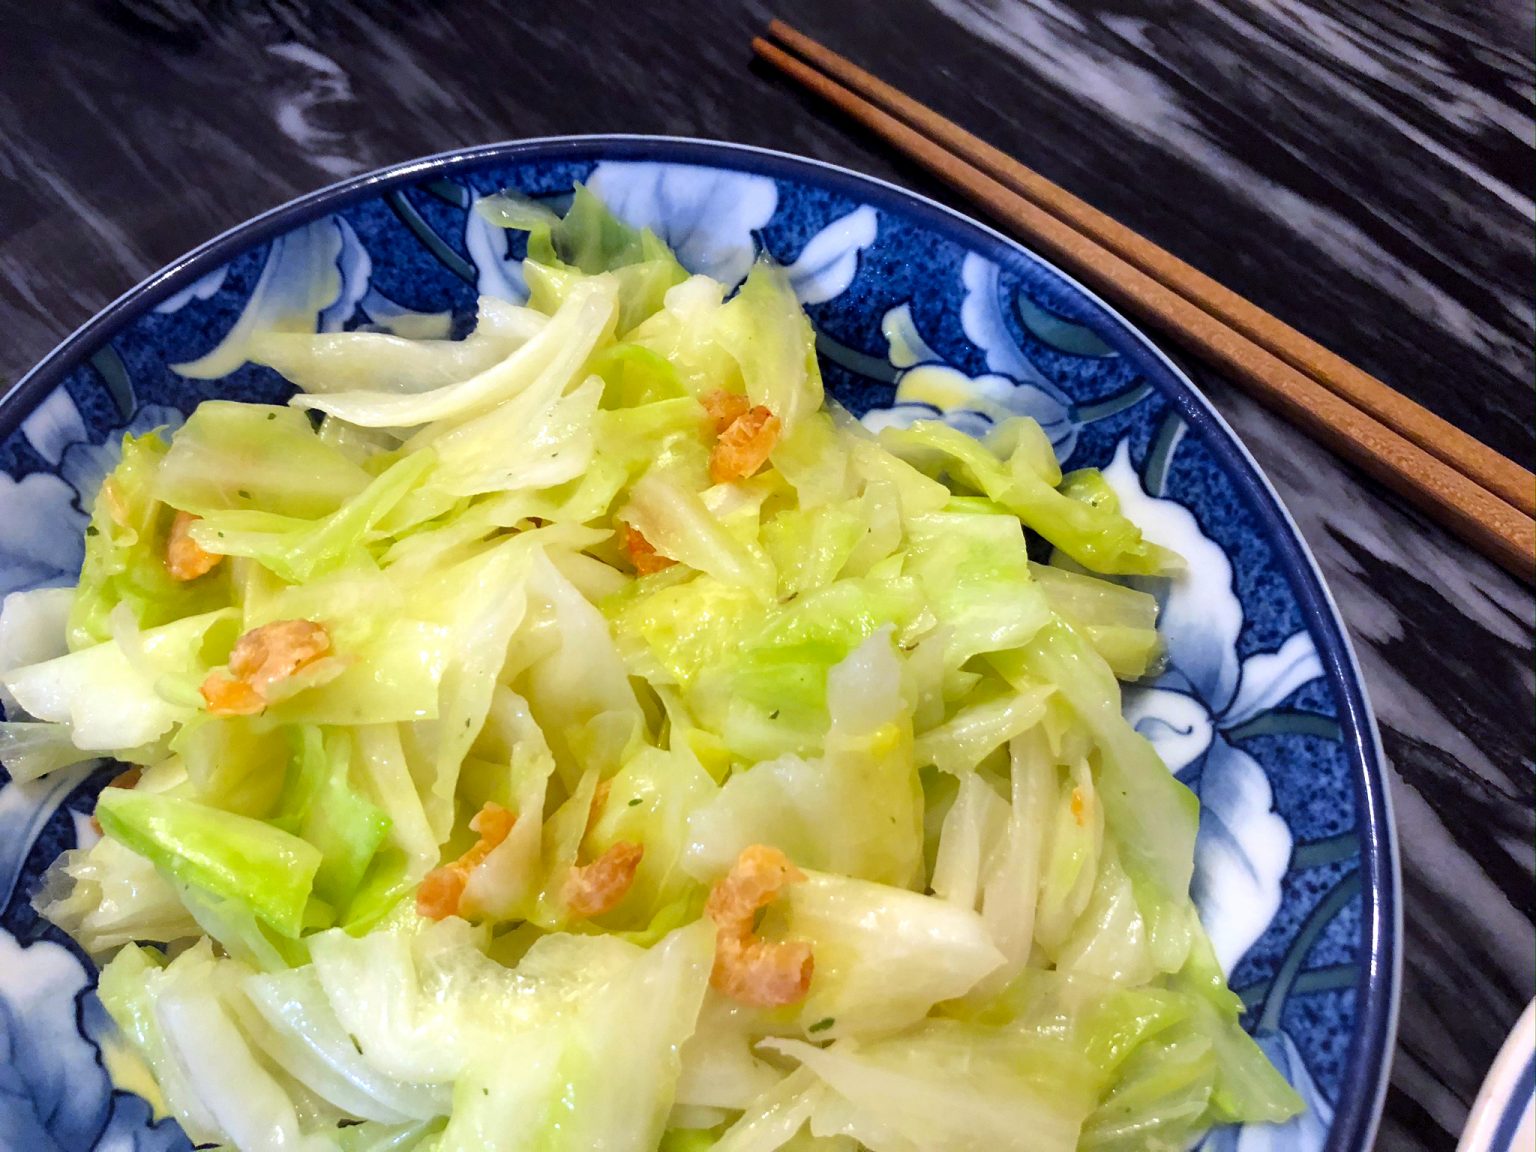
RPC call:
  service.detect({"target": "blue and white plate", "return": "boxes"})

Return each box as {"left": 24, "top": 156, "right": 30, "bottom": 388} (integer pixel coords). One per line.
{"left": 1460, "top": 1001, "right": 1535, "bottom": 1152}
{"left": 0, "top": 136, "right": 1398, "bottom": 1152}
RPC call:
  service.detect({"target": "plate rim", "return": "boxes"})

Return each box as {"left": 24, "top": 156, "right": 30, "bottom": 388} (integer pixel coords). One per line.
{"left": 0, "top": 132, "right": 1400, "bottom": 1152}
{"left": 1459, "top": 1000, "right": 1536, "bottom": 1152}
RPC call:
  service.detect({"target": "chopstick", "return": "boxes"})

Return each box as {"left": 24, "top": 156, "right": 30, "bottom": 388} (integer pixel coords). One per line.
{"left": 762, "top": 21, "right": 1535, "bottom": 521}
{"left": 753, "top": 23, "right": 1536, "bottom": 583}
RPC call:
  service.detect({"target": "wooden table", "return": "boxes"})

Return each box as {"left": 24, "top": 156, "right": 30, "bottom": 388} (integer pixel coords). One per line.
{"left": 0, "top": 1, "right": 1530, "bottom": 1147}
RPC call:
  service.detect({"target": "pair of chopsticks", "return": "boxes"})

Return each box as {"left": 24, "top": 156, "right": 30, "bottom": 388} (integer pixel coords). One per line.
{"left": 753, "top": 21, "right": 1536, "bottom": 583}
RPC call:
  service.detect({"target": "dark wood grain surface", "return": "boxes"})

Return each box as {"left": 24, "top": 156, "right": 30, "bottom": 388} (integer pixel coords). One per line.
{"left": 0, "top": 2, "right": 1531, "bottom": 1149}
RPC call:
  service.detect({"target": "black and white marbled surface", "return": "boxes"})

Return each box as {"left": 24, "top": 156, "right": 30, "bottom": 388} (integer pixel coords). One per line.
{"left": 0, "top": 1, "right": 1531, "bottom": 1148}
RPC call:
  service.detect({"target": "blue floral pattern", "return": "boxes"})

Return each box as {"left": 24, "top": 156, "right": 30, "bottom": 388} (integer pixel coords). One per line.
{"left": 0, "top": 140, "right": 1393, "bottom": 1152}
{"left": 859, "top": 298, "right": 1082, "bottom": 455}
{"left": 0, "top": 772, "right": 190, "bottom": 1152}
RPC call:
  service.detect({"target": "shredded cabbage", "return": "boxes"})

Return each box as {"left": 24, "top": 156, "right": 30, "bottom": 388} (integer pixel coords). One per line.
{"left": 2, "top": 189, "right": 1301, "bottom": 1151}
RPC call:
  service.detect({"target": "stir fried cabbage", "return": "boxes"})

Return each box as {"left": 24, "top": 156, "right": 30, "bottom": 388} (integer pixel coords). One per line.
{"left": 1, "top": 187, "right": 1301, "bottom": 1151}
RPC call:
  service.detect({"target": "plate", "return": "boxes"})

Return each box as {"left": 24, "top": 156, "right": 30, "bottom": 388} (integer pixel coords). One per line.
{"left": 0, "top": 135, "right": 1398, "bottom": 1152}
{"left": 1460, "top": 1001, "right": 1535, "bottom": 1152}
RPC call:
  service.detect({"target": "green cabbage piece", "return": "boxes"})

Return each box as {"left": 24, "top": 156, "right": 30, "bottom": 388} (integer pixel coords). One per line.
{"left": 248, "top": 296, "right": 544, "bottom": 395}
{"left": 243, "top": 965, "right": 452, "bottom": 1122}
{"left": 97, "top": 941, "right": 334, "bottom": 1149}
{"left": 613, "top": 573, "right": 926, "bottom": 763}
{"left": 713, "top": 261, "right": 824, "bottom": 437}
{"left": 684, "top": 632, "right": 923, "bottom": 886}
{"left": 156, "top": 402, "right": 375, "bottom": 520}
{"left": 515, "top": 549, "right": 645, "bottom": 791}
{"left": 479, "top": 182, "right": 688, "bottom": 335}
{"left": 169, "top": 712, "right": 289, "bottom": 817}
{"left": 33, "top": 835, "right": 200, "bottom": 957}
{"left": 761, "top": 1022, "right": 1098, "bottom": 1152}
{"left": 0, "top": 719, "right": 104, "bottom": 782}
{"left": 273, "top": 727, "right": 392, "bottom": 913}
{"left": 901, "top": 511, "right": 1050, "bottom": 668}
{"left": 1014, "top": 620, "right": 1200, "bottom": 973}
{"left": 675, "top": 994, "right": 786, "bottom": 1114}
{"left": 69, "top": 431, "right": 231, "bottom": 649}
{"left": 710, "top": 1066, "right": 823, "bottom": 1151}
{"left": 1028, "top": 562, "right": 1162, "bottom": 680}
{"left": 767, "top": 870, "right": 1004, "bottom": 1038}
{"left": 2, "top": 608, "right": 235, "bottom": 750}
{"left": 583, "top": 743, "right": 716, "bottom": 930}
{"left": 628, "top": 275, "right": 744, "bottom": 398}
{"left": 0, "top": 585, "right": 71, "bottom": 672}
{"left": 455, "top": 690, "right": 559, "bottom": 923}
{"left": 290, "top": 276, "right": 619, "bottom": 430}
{"left": 621, "top": 472, "right": 776, "bottom": 596}
{"left": 186, "top": 450, "right": 435, "bottom": 584}
{"left": 295, "top": 915, "right": 713, "bottom": 1149}
{"left": 436, "top": 920, "right": 714, "bottom": 1152}
{"left": 880, "top": 419, "right": 1180, "bottom": 576}
{"left": 95, "top": 788, "right": 321, "bottom": 937}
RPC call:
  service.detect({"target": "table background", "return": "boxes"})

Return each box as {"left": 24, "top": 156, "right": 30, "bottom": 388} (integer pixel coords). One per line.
{"left": 1, "top": 1, "right": 1531, "bottom": 1148}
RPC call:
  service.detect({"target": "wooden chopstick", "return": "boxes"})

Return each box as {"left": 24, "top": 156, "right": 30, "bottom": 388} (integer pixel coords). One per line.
{"left": 753, "top": 26, "right": 1536, "bottom": 583}
{"left": 764, "top": 21, "right": 1536, "bottom": 521}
